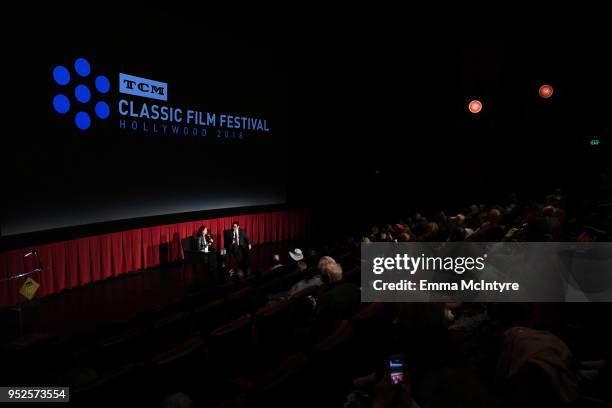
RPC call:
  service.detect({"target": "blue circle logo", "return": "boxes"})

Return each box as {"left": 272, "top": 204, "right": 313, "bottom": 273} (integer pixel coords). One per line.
{"left": 95, "top": 75, "right": 110, "bottom": 93}
{"left": 53, "top": 94, "right": 70, "bottom": 114}
{"left": 75, "top": 84, "right": 91, "bottom": 103}
{"left": 95, "top": 101, "right": 110, "bottom": 119}
{"left": 75, "top": 112, "right": 91, "bottom": 130}
{"left": 74, "top": 58, "right": 91, "bottom": 77}
{"left": 52, "top": 57, "right": 110, "bottom": 131}
{"left": 53, "top": 66, "right": 71, "bottom": 86}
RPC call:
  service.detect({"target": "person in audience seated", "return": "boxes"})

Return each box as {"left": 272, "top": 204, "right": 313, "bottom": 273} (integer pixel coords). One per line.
{"left": 289, "top": 248, "right": 308, "bottom": 273}
{"left": 542, "top": 204, "right": 563, "bottom": 240}
{"left": 379, "top": 231, "right": 393, "bottom": 242}
{"left": 433, "top": 211, "right": 449, "bottom": 239}
{"left": 314, "top": 260, "right": 361, "bottom": 337}
{"left": 382, "top": 224, "right": 396, "bottom": 241}
{"left": 397, "top": 232, "right": 412, "bottom": 242}
{"left": 393, "top": 223, "right": 406, "bottom": 235}
{"left": 469, "top": 204, "right": 480, "bottom": 216}
{"left": 467, "top": 208, "right": 505, "bottom": 241}
{"left": 447, "top": 216, "right": 469, "bottom": 241}
{"left": 287, "top": 255, "right": 333, "bottom": 296}
{"left": 303, "top": 247, "right": 318, "bottom": 265}
{"left": 266, "top": 254, "right": 331, "bottom": 304}
{"left": 410, "top": 213, "right": 427, "bottom": 235}
{"left": 269, "top": 253, "right": 283, "bottom": 270}
{"left": 496, "top": 326, "right": 600, "bottom": 405}
{"left": 456, "top": 213, "right": 475, "bottom": 237}
{"left": 447, "top": 303, "right": 489, "bottom": 333}
{"left": 416, "top": 219, "right": 440, "bottom": 241}
{"left": 318, "top": 255, "right": 336, "bottom": 271}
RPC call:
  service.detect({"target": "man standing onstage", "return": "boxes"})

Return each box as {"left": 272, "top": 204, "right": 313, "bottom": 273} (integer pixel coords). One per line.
{"left": 224, "top": 221, "right": 251, "bottom": 274}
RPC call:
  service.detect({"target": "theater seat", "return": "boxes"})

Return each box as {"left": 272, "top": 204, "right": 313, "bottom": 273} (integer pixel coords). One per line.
{"left": 308, "top": 320, "right": 355, "bottom": 405}
{"left": 256, "top": 276, "right": 286, "bottom": 306}
{"left": 208, "top": 315, "right": 255, "bottom": 378}
{"left": 148, "top": 311, "right": 192, "bottom": 353}
{"left": 289, "top": 285, "right": 318, "bottom": 327}
{"left": 298, "top": 265, "right": 318, "bottom": 280}
{"left": 255, "top": 352, "right": 307, "bottom": 390}
{"left": 225, "top": 287, "right": 256, "bottom": 319}
{"left": 148, "top": 336, "right": 206, "bottom": 400}
{"left": 209, "top": 314, "right": 253, "bottom": 345}
{"left": 193, "top": 298, "right": 226, "bottom": 334}
{"left": 168, "top": 291, "right": 203, "bottom": 313}
{"left": 349, "top": 302, "right": 386, "bottom": 324}
{"left": 254, "top": 299, "right": 293, "bottom": 365}
{"left": 280, "top": 270, "right": 302, "bottom": 289}
{"left": 216, "top": 280, "right": 238, "bottom": 297}
{"left": 335, "top": 252, "right": 355, "bottom": 269}
{"left": 214, "top": 394, "right": 249, "bottom": 408}
{"left": 150, "top": 335, "right": 206, "bottom": 365}
{"left": 71, "top": 363, "right": 140, "bottom": 407}
{"left": 349, "top": 302, "right": 391, "bottom": 373}
{"left": 310, "top": 320, "right": 354, "bottom": 354}
{"left": 93, "top": 327, "right": 148, "bottom": 370}
{"left": 259, "top": 265, "right": 288, "bottom": 283}
{"left": 2, "top": 334, "right": 66, "bottom": 385}
{"left": 232, "top": 353, "right": 308, "bottom": 407}
{"left": 343, "top": 265, "right": 361, "bottom": 285}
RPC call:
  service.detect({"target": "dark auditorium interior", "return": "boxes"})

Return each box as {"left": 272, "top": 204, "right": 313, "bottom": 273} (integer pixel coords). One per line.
{"left": 1, "top": 5, "right": 611, "bottom": 408}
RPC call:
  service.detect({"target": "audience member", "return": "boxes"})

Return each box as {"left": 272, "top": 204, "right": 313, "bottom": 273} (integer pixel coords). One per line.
{"left": 289, "top": 248, "right": 308, "bottom": 273}
{"left": 314, "top": 261, "right": 361, "bottom": 337}
{"left": 269, "top": 253, "right": 283, "bottom": 270}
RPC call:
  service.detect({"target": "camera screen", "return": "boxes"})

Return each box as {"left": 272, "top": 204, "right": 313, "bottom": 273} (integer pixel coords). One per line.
{"left": 389, "top": 358, "right": 405, "bottom": 385}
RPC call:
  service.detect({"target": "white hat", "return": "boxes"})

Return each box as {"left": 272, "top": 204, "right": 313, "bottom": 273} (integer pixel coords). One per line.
{"left": 289, "top": 248, "right": 304, "bottom": 261}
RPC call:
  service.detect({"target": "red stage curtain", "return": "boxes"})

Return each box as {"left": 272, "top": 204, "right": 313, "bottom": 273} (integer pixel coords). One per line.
{"left": 0, "top": 210, "right": 312, "bottom": 309}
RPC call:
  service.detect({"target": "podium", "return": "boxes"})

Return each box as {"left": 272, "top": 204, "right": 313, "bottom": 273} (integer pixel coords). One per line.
{"left": 0, "top": 251, "right": 44, "bottom": 336}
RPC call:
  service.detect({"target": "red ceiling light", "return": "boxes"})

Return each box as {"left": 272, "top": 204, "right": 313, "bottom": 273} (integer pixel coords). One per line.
{"left": 468, "top": 99, "right": 482, "bottom": 114}
{"left": 539, "top": 84, "right": 554, "bottom": 98}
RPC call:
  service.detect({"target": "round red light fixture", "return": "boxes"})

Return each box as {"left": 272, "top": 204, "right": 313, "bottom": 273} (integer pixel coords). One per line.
{"left": 539, "top": 84, "right": 554, "bottom": 98}
{"left": 468, "top": 99, "right": 482, "bottom": 114}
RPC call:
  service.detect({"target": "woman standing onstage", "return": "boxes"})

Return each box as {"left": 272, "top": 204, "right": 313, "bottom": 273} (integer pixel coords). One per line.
{"left": 196, "top": 225, "right": 218, "bottom": 279}
{"left": 196, "top": 225, "right": 213, "bottom": 252}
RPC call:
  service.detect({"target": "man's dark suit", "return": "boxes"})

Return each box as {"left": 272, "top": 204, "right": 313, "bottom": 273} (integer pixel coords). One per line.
{"left": 224, "top": 228, "right": 250, "bottom": 272}
{"left": 224, "top": 228, "right": 250, "bottom": 249}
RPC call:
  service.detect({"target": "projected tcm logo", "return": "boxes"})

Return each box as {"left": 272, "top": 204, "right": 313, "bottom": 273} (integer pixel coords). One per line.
{"left": 119, "top": 73, "right": 167, "bottom": 101}
{"left": 52, "top": 57, "right": 111, "bottom": 130}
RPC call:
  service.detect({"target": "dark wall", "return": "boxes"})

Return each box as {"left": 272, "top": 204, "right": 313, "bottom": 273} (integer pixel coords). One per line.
{"left": 288, "top": 19, "right": 611, "bottom": 231}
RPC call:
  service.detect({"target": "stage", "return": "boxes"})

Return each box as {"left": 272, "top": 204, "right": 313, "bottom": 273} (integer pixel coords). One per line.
{"left": 0, "top": 239, "right": 308, "bottom": 345}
